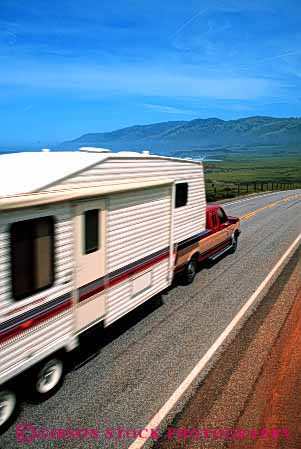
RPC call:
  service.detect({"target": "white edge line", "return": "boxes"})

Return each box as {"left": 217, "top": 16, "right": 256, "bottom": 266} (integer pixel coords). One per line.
{"left": 224, "top": 190, "right": 289, "bottom": 206}
{"left": 224, "top": 189, "right": 301, "bottom": 206}
{"left": 128, "top": 232, "right": 301, "bottom": 449}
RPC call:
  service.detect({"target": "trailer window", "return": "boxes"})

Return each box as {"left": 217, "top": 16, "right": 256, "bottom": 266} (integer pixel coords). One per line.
{"left": 175, "top": 183, "right": 188, "bottom": 208}
{"left": 10, "top": 217, "right": 55, "bottom": 301}
{"left": 84, "top": 209, "right": 99, "bottom": 254}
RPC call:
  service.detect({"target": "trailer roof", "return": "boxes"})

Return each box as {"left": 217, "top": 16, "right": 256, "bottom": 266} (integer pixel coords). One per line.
{"left": 0, "top": 150, "right": 201, "bottom": 197}
{"left": 0, "top": 179, "right": 173, "bottom": 211}
{"left": 0, "top": 151, "right": 109, "bottom": 197}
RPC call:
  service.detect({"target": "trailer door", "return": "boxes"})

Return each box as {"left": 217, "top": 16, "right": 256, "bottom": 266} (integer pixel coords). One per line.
{"left": 74, "top": 199, "right": 106, "bottom": 333}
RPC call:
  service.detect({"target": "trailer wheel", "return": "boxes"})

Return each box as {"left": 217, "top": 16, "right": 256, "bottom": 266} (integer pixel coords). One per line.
{"left": 181, "top": 256, "right": 198, "bottom": 285}
{"left": 31, "top": 356, "right": 64, "bottom": 401}
{"left": 0, "top": 388, "right": 17, "bottom": 434}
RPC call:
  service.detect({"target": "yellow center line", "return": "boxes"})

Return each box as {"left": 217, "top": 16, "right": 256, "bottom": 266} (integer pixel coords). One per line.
{"left": 240, "top": 193, "right": 301, "bottom": 221}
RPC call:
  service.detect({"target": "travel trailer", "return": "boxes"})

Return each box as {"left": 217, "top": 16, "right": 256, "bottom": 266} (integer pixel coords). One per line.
{"left": 0, "top": 148, "right": 240, "bottom": 431}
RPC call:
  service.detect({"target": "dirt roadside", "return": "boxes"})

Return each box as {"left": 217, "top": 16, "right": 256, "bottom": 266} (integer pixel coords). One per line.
{"left": 229, "top": 290, "right": 301, "bottom": 449}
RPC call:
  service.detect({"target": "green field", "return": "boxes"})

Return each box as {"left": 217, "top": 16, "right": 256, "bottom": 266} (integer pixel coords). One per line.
{"left": 204, "top": 151, "right": 301, "bottom": 201}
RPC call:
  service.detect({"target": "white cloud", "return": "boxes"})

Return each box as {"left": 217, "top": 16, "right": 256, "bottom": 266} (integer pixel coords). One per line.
{"left": 143, "top": 103, "right": 194, "bottom": 114}
{"left": 0, "top": 60, "right": 285, "bottom": 101}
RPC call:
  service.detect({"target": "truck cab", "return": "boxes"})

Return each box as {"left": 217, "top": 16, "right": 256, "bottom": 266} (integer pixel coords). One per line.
{"left": 206, "top": 205, "right": 240, "bottom": 230}
{"left": 176, "top": 204, "right": 240, "bottom": 284}
{"left": 205, "top": 205, "right": 241, "bottom": 255}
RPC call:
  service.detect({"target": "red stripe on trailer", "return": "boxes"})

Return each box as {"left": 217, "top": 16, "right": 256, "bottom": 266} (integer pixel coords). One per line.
{"left": 79, "top": 250, "right": 170, "bottom": 302}
{"left": 79, "top": 284, "right": 105, "bottom": 303}
{"left": 108, "top": 251, "right": 169, "bottom": 289}
{"left": 0, "top": 300, "right": 72, "bottom": 345}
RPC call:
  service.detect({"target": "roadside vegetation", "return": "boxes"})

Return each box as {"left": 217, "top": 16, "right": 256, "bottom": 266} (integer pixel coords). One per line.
{"left": 204, "top": 150, "right": 301, "bottom": 202}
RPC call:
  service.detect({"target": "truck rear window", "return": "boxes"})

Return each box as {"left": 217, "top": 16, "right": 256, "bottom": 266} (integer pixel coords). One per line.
{"left": 211, "top": 212, "right": 218, "bottom": 228}
{"left": 217, "top": 208, "right": 228, "bottom": 224}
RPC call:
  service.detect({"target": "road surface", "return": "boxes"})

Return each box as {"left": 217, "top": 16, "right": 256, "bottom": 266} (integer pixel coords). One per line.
{"left": 2, "top": 189, "right": 301, "bottom": 449}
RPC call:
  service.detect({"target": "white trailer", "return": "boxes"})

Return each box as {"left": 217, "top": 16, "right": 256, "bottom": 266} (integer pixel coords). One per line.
{"left": 0, "top": 148, "right": 206, "bottom": 431}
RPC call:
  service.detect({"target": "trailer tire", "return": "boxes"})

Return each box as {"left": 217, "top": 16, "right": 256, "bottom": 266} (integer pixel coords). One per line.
{"left": 0, "top": 388, "right": 17, "bottom": 434}
{"left": 30, "top": 356, "right": 64, "bottom": 402}
{"left": 181, "top": 256, "right": 198, "bottom": 285}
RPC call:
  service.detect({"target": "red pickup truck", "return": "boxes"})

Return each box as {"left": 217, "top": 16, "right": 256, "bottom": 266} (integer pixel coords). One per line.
{"left": 175, "top": 204, "right": 240, "bottom": 284}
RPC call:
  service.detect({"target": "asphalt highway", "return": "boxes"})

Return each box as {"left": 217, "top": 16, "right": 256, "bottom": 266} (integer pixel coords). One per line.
{"left": 1, "top": 189, "right": 301, "bottom": 449}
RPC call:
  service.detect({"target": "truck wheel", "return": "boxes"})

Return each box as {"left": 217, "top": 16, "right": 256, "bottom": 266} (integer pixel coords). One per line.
{"left": 31, "top": 356, "right": 64, "bottom": 401}
{"left": 181, "top": 257, "right": 198, "bottom": 285}
{"left": 230, "top": 235, "right": 238, "bottom": 253}
{"left": 0, "top": 388, "right": 17, "bottom": 434}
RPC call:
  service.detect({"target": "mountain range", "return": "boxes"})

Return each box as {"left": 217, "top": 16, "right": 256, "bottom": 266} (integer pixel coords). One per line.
{"left": 61, "top": 116, "right": 301, "bottom": 153}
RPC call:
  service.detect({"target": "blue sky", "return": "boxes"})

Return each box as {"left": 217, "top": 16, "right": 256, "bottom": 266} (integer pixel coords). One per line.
{"left": 1, "top": 0, "right": 301, "bottom": 147}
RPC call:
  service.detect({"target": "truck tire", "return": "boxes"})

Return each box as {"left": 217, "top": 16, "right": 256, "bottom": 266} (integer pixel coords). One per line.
{"left": 229, "top": 235, "right": 238, "bottom": 253}
{"left": 30, "top": 356, "right": 64, "bottom": 401}
{"left": 181, "top": 256, "right": 198, "bottom": 285}
{"left": 0, "top": 388, "right": 17, "bottom": 434}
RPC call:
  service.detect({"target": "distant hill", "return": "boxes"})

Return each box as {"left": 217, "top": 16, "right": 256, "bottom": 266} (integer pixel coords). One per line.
{"left": 60, "top": 116, "right": 301, "bottom": 153}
